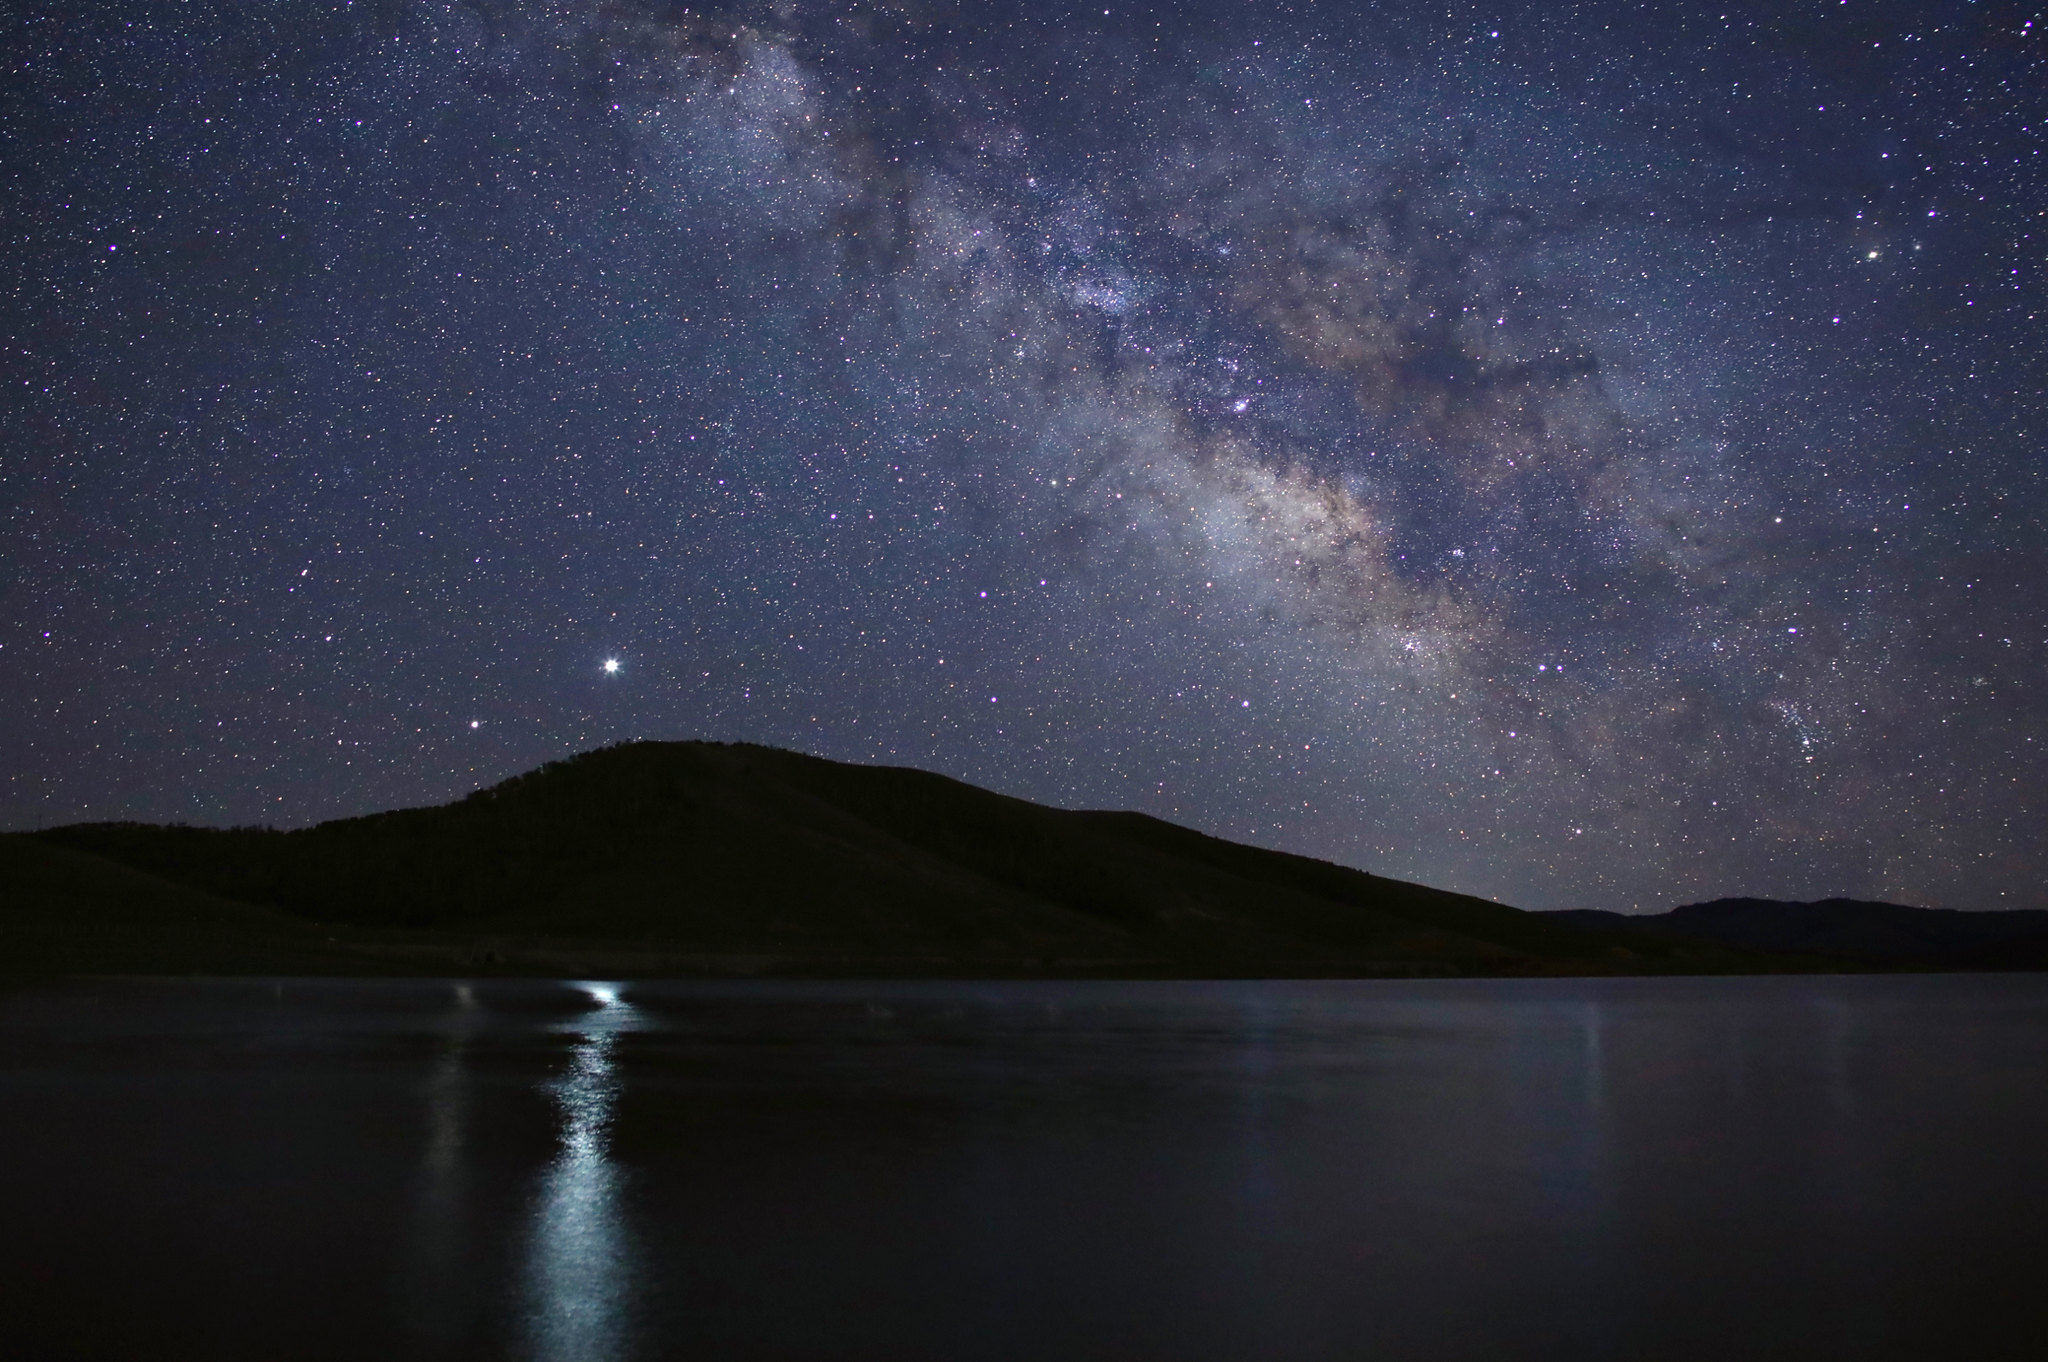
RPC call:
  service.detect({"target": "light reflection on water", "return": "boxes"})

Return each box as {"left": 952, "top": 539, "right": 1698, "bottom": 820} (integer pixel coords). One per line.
{"left": 5, "top": 975, "right": 2047, "bottom": 1361}
{"left": 523, "top": 983, "right": 640, "bottom": 1362}
{"left": 408, "top": 982, "right": 482, "bottom": 1344}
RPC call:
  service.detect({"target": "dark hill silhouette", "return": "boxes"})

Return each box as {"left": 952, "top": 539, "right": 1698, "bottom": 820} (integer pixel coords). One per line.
{"left": 0, "top": 833, "right": 357, "bottom": 975}
{"left": 1543, "top": 898, "right": 2048, "bottom": 970}
{"left": 18, "top": 742, "right": 2035, "bottom": 977}
{"left": 11, "top": 740, "right": 1714, "bottom": 978}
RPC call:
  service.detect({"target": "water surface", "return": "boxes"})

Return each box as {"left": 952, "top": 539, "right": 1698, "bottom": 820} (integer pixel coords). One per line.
{"left": 2, "top": 975, "right": 2043, "bottom": 1360}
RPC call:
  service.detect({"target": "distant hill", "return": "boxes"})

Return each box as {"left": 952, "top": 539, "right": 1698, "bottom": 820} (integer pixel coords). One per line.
{"left": 8, "top": 740, "right": 1723, "bottom": 979}
{"left": 15, "top": 742, "right": 2036, "bottom": 978}
{"left": 1542, "top": 898, "right": 2048, "bottom": 971}
{"left": 0, "top": 833, "right": 362, "bottom": 976}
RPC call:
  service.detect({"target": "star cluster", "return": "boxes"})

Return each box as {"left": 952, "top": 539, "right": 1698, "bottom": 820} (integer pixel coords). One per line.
{"left": 4, "top": 0, "right": 2043, "bottom": 910}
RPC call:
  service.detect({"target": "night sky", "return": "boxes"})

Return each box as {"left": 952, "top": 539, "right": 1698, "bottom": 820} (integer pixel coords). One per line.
{"left": 5, "top": 1, "right": 2043, "bottom": 912}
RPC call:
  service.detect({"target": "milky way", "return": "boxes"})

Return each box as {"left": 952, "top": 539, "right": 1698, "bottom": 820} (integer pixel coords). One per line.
{"left": 5, "top": 1, "right": 2044, "bottom": 910}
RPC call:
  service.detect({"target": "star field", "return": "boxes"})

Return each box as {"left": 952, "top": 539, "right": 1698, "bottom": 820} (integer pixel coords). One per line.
{"left": 4, "top": 0, "right": 2044, "bottom": 911}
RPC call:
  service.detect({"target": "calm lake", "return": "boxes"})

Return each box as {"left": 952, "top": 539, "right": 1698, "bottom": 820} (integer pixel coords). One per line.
{"left": 2, "top": 974, "right": 2043, "bottom": 1360}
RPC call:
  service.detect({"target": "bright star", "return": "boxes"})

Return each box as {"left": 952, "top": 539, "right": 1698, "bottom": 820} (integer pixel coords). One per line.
{"left": 602, "top": 658, "right": 620, "bottom": 674}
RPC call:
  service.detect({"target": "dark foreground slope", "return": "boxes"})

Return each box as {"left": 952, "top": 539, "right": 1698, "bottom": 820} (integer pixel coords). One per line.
{"left": 11, "top": 740, "right": 1717, "bottom": 978}
{"left": 1544, "top": 898, "right": 2048, "bottom": 971}
{"left": 0, "top": 834, "right": 369, "bottom": 975}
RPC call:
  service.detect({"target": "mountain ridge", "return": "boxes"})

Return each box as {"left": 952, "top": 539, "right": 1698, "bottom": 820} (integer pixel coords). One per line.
{"left": 4, "top": 740, "right": 1678, "bottom": 977}
{"left": 7, "top": 741, "right": 2039, "bottom": 977}
{"left": 1542, "top": 898, "right": 2048, "bottom": 970}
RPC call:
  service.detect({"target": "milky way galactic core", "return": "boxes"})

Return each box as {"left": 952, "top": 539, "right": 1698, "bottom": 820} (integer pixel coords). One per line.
{"left": 5, "top": 1, "right": 2043, "bottom": 910}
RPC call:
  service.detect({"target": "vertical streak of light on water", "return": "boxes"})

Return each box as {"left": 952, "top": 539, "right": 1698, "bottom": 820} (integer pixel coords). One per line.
{"left": 409, "top": 982, "right": 481, "bottom": 1345}
{"left": 1571, "top": 997, "right": 1619, "bottom": 1358}
{"left": 524, "top": 983, "right": 639, "bottom": 1362}
{"left": 1581, "top": 999, "right": 1606, "bottom": 1143}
